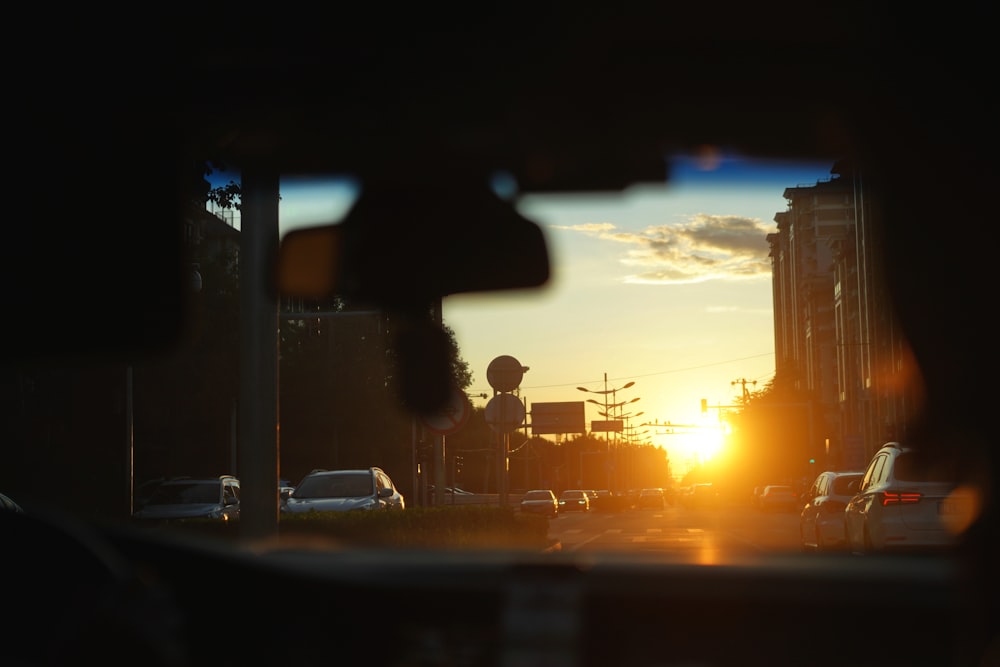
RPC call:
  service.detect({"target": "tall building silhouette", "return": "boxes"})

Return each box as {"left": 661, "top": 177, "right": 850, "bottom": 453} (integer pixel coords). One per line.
{"left": 768, "top": 160, "right": 915, "bottom": 470}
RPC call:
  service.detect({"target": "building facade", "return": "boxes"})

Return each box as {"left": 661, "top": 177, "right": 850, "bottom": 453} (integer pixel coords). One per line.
{"left": 768, "top": 161, "right": 915, "bottom": 470}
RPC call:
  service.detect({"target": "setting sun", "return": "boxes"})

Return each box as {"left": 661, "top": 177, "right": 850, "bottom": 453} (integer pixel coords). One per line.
{"left": 689, "top": 426, "right": 725, "bottom": 463}
{"left": 648, "top": 418, "right": 729, "bottom": 480}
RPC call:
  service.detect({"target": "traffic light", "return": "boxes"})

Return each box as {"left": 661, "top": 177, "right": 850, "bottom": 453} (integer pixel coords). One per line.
{"left": 700, "top": 398, "right": 708, "bottom": 414}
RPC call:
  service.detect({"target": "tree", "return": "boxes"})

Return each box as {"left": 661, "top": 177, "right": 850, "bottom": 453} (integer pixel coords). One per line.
{"left": 722, "top": 370, "right": 819, "bottom": 495}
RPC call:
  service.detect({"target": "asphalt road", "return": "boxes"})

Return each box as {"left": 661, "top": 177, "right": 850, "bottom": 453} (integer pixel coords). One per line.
{"left": 546, "top": 501, "right": 805, "bottom": 560}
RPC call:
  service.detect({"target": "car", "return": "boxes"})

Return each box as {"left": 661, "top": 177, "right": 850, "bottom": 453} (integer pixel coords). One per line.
{"left": 519, "top": 489, "right": 558, "bottom": 517}
{"left": 636, "top": 488, "right": 666, "bottom": 509}
{"left": 682, "top": 483, "right": 720, "bottom": 509}
{"left": 557, "top": 489, "right": 591, "bottom": 512}
{"left": 428, "top": 485, "right": 474, "bottom": 495}
{"left": 844, "top": 443, "right": 975, "bottom": 554}
{"left": 799, "top": 471, "right": 864, "bottom": 551}
{"left": 756, "top": 485, "right": 800, "bottom": 512}
{"left": 132, "top": 475, "right": 241, "bottom": 521}
{"left": 3, "top": 9, "right": 999, "bottom": 667}
{"left": 281, "top": 467, "right": 405, "bottom": 513}
{"left": 278, "top": 479, "right": 296, "bottom": 507}
{"left": 0, "top": 492, "right": 23, "bottom": 513}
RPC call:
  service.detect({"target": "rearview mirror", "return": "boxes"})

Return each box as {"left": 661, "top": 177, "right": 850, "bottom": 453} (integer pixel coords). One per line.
{"left": 277, "top": 178, "right": 551, "bottom": 306}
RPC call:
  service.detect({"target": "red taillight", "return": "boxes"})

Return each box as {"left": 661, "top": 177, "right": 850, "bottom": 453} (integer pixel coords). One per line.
{"left": 880, "top": 491, "right": 922, "bottom": 506}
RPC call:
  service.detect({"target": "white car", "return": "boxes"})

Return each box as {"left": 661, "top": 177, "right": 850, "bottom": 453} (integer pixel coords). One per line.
{"left": 845, "top": 443, "right": 974, "bottom": 553}
{"left": 520, "top": 489, "right": 558, "bottom": 517}
{"left": 799, "top": 471, "right": 863, "bottom": 551}
{"left": 282, "top": 467, "right": 405, "bottom": 513}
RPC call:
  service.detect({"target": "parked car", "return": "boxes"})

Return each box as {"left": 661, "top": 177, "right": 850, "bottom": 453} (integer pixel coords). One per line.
{"left": 799, "top": 471, "right": 864, "bottom": 551}
{"left": 557, "top": 489, "right": 591, "bottom": 512}
{"left": 132, "top": 475, "right": 241, "bottom": 521}
{"left": 282, "top": 467, "right": 405, "bottom": 513}
{"left": 428, "top": 485, "right": 474, "bottom": 495}
{"left": 756, "top": 485, "right": 799, "bottom": 512}
{"left": 519, "top": 489, "right": 558, "bottom": 517}
{"left": 637, "top": 488, "right": 666, "bottom": 509}
{"left": 0, "top": 492, "right": 23, "bottom": 513}
{"left": 845, "top": 443, "right": 974, "bottom": 554}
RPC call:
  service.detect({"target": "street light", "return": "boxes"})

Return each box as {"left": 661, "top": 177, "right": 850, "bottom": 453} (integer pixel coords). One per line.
{"left": 577, "top": 373, "right": 637, "bottom": 491}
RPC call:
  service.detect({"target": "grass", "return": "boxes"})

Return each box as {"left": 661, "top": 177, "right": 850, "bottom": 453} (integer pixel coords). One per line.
{"left": 138, "top": 506, "right": 554, "bottom": 551}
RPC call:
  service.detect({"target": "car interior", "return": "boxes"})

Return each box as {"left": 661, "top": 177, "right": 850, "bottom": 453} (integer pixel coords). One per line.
{"left": 3, "top": 5, "right": 997, "bottom": 667}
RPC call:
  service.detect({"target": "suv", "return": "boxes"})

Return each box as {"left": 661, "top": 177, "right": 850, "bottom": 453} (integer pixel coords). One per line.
{"left": 133, "top": 475, "right": 241, "bottom": 521}
{"left": 845, "top": 443, "right": 973, "bottom": 553}
{"left": 282, "top": 467, "right": 405, "bottom": 513}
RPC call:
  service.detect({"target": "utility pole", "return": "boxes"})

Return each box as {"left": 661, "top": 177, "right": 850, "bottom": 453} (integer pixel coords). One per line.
{"left": 732, "top": 377, "right": 757, "bottom": 404}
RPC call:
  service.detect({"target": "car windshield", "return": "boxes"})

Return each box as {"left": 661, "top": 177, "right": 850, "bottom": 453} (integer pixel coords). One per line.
{"left": 525, "top": 491, "right": 551, "bottom": 501}
{"left": 293, "top": 473, "right": 373, "bottom": 499}
{"left": 145, "top": 482, "right": 219, "bottom": 505}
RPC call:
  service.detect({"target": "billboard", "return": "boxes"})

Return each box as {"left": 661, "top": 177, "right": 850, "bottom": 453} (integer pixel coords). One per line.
{"left": 591, "top": 419, "right": 623, "bottom": 433}
{"left": 529, "top": 401, "right": 586, "bottom": 434}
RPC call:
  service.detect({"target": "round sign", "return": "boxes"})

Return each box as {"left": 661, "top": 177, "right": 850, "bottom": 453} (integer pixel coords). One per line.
{"left": 420, "top": 387, "right": 471, "bottom": 435}
{"left": 487, "top": 355, "right": 525, "bottom": 393}
{"left": 484, "top": 393, "right": 526, "bottom": 432}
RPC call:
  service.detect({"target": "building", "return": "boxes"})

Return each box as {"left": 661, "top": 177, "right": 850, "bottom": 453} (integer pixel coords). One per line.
{"left": 768, "top": 161, "right": 915, "bottom": 470}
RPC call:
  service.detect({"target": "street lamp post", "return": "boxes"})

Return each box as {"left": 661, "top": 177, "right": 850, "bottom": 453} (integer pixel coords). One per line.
{"left": 577, "top": 373, "right": 637, "bottom": 492}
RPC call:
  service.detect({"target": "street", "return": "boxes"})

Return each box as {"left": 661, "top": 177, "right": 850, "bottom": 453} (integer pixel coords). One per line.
{"left": 547, "top": 502, "right": 804, "bottom": 560}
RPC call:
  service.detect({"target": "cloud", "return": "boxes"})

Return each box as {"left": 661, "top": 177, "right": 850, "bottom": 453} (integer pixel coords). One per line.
{"left": 561, "top": 213, "right": 774, "bottom": 284}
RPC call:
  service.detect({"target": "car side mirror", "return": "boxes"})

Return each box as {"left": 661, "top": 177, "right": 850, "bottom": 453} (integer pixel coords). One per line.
{"left": 378, "top": 488, "right": 393, "bottom": 499}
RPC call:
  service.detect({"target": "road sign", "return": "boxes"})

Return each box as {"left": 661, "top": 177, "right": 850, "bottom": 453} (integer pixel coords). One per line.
{"left": 530, "top": 401, "right": 586, "bottom": 434}
{"left": 485, "top": 393, "right": 525, "bottom": 432}
{"left": 420, "top": 387, "right": 471, "bottom": 435}
{"left": 486, "top": 355, "right": 525, "bottom": 393}
{"left": 591, "top": 419, "right": 623, "bottom": 433}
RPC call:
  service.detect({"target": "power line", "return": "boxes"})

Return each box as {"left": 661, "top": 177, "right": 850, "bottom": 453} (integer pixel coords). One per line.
{"left": 520, "top": 352, "right": 775, "bottom": 391}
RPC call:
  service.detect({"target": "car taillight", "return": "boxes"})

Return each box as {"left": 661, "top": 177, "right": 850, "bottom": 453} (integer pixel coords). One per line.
{"left": 880, "top": 491, "right": 922, "bottom": 506}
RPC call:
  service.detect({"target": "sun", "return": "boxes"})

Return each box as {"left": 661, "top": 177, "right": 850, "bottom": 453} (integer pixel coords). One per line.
{"left": 683, "top": 423, "right": 726, "bottom": 464}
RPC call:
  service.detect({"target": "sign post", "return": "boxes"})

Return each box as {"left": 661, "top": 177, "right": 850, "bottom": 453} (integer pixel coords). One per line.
{"left": 486, "top": 355, "right": 526, "bottom": 507}
{"left": 418, "top": 387, "right": 471, "bottom": 506}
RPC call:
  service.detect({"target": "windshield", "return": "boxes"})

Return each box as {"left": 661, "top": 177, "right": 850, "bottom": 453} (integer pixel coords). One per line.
{"left": 293, "top": 473, "right": 374, "bottom": 499}
{"left": 3, "top": 154, "right": 982, "bottom": 563}
{"left": 3, "top": 155, "right": 981, "bottom": 559}
{"left": 146, "top": 482, "right": 220, "bottom": 505}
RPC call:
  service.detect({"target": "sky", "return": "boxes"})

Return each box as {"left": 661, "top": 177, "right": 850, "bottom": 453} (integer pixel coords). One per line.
{"left": 214, "top": 152, "right": 836, "bottom": 478}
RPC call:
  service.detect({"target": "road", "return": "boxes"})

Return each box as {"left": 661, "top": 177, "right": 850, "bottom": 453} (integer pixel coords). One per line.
{"left": 546, "top": 501, "right": 804, "bottom": 560}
